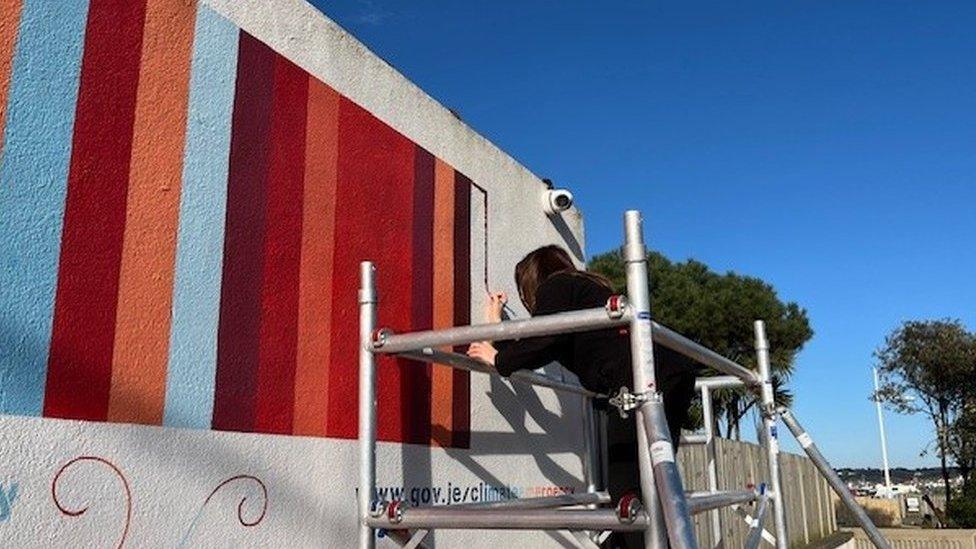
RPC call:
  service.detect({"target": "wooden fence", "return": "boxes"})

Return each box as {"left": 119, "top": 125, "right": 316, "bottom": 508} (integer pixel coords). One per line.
{"left": 678, "top": 437, "right": 839, "bottom": 547}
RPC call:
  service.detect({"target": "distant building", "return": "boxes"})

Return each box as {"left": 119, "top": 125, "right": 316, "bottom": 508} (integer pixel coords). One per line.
{"left": 874, "top": 483, "right": 919, "bottom": 498}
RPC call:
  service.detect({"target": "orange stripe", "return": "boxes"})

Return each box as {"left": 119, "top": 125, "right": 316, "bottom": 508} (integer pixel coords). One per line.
{"left": 107, "top": 0, "right": 196, "bottom": 424}
{"left": 0, "top": 0, "right": 23, "bottom": 154}
{"left": 292, "top": 78, "right": 340, "bottom": 437}
{"left": 430, "top": 158, "right": 456, "bottom": 446}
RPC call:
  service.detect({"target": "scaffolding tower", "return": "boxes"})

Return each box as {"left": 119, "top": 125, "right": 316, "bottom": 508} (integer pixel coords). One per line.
{"left": 358, "top": 210, "right": 890, "bottom": 549}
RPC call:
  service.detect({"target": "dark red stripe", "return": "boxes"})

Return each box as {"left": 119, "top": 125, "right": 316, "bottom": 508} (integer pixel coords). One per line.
{"left": 213, "top": 33, "right": 275, "bottom": 432}
{"left": 328, "top": 97, "right": 416, "bottom": 441}
{"left": 43, "top": 0, "right": 148, "bottom": 421}
{"left": 253, "top": 55, "right": 308, "bottom": 434}
{"left": 452, "top": 172, "right": 472, "bottom": 448}
{"left": 404, "top": 146, "right": 435, "bottom": 443}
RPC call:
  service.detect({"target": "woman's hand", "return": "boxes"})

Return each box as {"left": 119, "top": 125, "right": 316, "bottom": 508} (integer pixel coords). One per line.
{"left": 467, "top": 341, "right": 498, "bottom": 366}
{"left": 486, "top": 292, "right": 508, "bottom": 323}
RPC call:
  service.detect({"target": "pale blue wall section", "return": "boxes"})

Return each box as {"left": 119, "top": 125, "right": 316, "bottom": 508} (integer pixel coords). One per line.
{"left": 163, "top": 6, "right": 240, "bottom": 429}
{"left": 0, "top": 2, "right": 91, "bottom": 416}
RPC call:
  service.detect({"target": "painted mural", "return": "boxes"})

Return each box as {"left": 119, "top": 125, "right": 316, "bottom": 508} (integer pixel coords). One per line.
{"left": 46, "top": 452, "right": 271, "bottom": 548}
{"left": 0, "top": 1, "right": 473, "bottom": 448}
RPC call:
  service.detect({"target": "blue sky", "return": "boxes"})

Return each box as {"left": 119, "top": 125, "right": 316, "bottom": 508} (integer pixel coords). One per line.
{"left": 312, "top": 0, "right": 976, "bottom": 468}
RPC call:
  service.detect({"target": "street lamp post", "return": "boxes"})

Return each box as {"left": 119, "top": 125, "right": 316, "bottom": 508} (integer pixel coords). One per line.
{"left": 873, "top": 367, "right": 893, "bottom": 498}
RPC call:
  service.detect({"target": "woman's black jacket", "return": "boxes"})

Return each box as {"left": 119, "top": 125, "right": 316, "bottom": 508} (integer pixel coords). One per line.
{"left": 495, "top": 271, "right": 699, "bottom": 400}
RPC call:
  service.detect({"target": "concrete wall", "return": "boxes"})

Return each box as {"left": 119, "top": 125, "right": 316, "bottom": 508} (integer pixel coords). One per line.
{"left": 848, "top": 528, "right": 976, "bottom": 549}
{"left": 0, "top": 1, "right": 589, "bottom": 547}
{"left": 679, "top": 437, "right": 840, "bottom": 547}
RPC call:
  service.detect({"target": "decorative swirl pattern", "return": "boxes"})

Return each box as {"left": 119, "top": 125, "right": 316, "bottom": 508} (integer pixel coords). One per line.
{"left": 51, "top": 458, "right": 267, "bottom": 548}
{"left": 178, "top": 475, "right": 268, "bottom": 547}
{"left": 51, "top": 456, "right": 132, "bottom": 549}
{"left": 202, "top": 475, "right": 268, "bottom": 527}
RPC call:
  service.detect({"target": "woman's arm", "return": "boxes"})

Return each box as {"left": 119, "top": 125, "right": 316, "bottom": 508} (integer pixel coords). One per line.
{"left": 494, "top": 333, "right": 566, "bottom": 376}
{"left": 466, "top": 292, "right": 508, "bottom": 365}
{"left": 469, "top": 275, "right": 575, "bottom": 376}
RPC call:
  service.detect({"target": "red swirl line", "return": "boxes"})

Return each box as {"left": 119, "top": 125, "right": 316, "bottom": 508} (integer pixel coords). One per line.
{"left": 51, "top": 456, "right": 132, "bottom": 549}
{"left": 202, "top": 475, "right": 268, "bottom": 527}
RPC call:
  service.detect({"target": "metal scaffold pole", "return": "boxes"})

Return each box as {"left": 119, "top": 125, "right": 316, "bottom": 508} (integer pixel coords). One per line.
{"left": 373, "top": 307, "right": 630, "bottom": 354}
{"left": 754, "top": 320, "right": 788, "bottom": 549}
{"left": 623, "top": 210, "right": 697, "bottom": 549}
{"left": 582, "top": 397, "right": 601, "bottom": 497}
{"left": 744, "top": 493, "right": 771, "bottom": 549}
{"left": 359, "top": 262, "right": 378, "bottom": 549}
{"left": 686, "top": 490, "right": 759, "bottom": 514}
{"left": 779, "top": 408, "right": 892, "bottom": 549}
{"left": 580, "top": 395, "right": 603, "bottom": 545}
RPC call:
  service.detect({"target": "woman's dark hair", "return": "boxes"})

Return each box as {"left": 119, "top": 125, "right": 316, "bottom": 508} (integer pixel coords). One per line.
{"left": 514, "top": 245, "right": 613, "bottom": 314}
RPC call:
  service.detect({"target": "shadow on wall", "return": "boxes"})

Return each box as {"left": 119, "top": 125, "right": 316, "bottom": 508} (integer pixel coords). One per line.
{"left": 401, "top": 370, "right": 587, "bottom": 548}
{"left": 0, "top": 317, "right": 47, "bottom": 413}
{"left": 548, "top": 212, "right": 584, "bottom": 263}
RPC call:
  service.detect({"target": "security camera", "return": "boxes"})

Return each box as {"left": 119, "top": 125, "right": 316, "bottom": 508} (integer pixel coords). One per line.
{"left": 543, "top": 189, "right": 574, "bottom": 215}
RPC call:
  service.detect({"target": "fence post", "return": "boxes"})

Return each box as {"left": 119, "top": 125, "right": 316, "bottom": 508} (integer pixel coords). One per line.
{"left": 797, "top": 457, "right": 810, "bottom": 544}
{"left": 702, "top": 385, "right": 723, "bottom": 547}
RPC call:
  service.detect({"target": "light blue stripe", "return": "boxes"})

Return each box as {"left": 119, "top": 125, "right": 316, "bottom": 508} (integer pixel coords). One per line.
{"left": 0, "top": 2, "right": 91, "bottom": 416}
{"left": 163, "top": 6, "right": 239, "bottom": 429}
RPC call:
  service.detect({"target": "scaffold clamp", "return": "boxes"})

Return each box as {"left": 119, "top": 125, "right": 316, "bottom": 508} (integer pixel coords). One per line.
{"left": 371, "top": 328, "right": 393, "bottom": 349}
{"left": 616, "top": 493, "right": 643, "bottom": 523}
{"left": 760, "top": 401, "right": 778, "bottom": 418}
{"left": 608, "top": 386, "right": 647, "bottom": 418}
{"left": 606, "top": 294, "right": 628, "bottom": 318}
{"left": 387, "top": 500, "right": 405, "bottom": 524}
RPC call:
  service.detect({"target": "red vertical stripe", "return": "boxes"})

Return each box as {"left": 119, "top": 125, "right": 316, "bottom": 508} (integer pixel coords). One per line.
{"left": 253, "top": 56, "right": 308, "bottom": 434}
{"left": 44, "top": 0, "right": 149, "bottom": 421}
{"left": 452, "top": 172, "right": 473, "bottom": 447}
{"left": 213, "top": 33, "right": 275, "bottom": 432}
{"left": 405, "top": 147, "right": 435, "bottom": 443}
{"left": 327, "top": 98, "right": 416, "bottom": 441}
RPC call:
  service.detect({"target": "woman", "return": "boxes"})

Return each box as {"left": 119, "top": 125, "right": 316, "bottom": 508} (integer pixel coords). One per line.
{"left": 467, "top": 245, "right": 698, "bottom": 549}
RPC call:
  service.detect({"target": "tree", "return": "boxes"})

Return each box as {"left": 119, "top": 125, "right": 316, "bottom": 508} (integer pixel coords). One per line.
{"left": 947, "top": 481, "right": 976, "bottom": 528}
{"left": 874, "top": 319, "right": 976, "bottom": 505}
{"left": 949, "top": 406, "right": 976, "bottom": 494}
{"left": 948, "top": 407, "right": 976, "bottom": 526}
{"left": 589, "top": 250, "right": 813, "bottom": 438}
